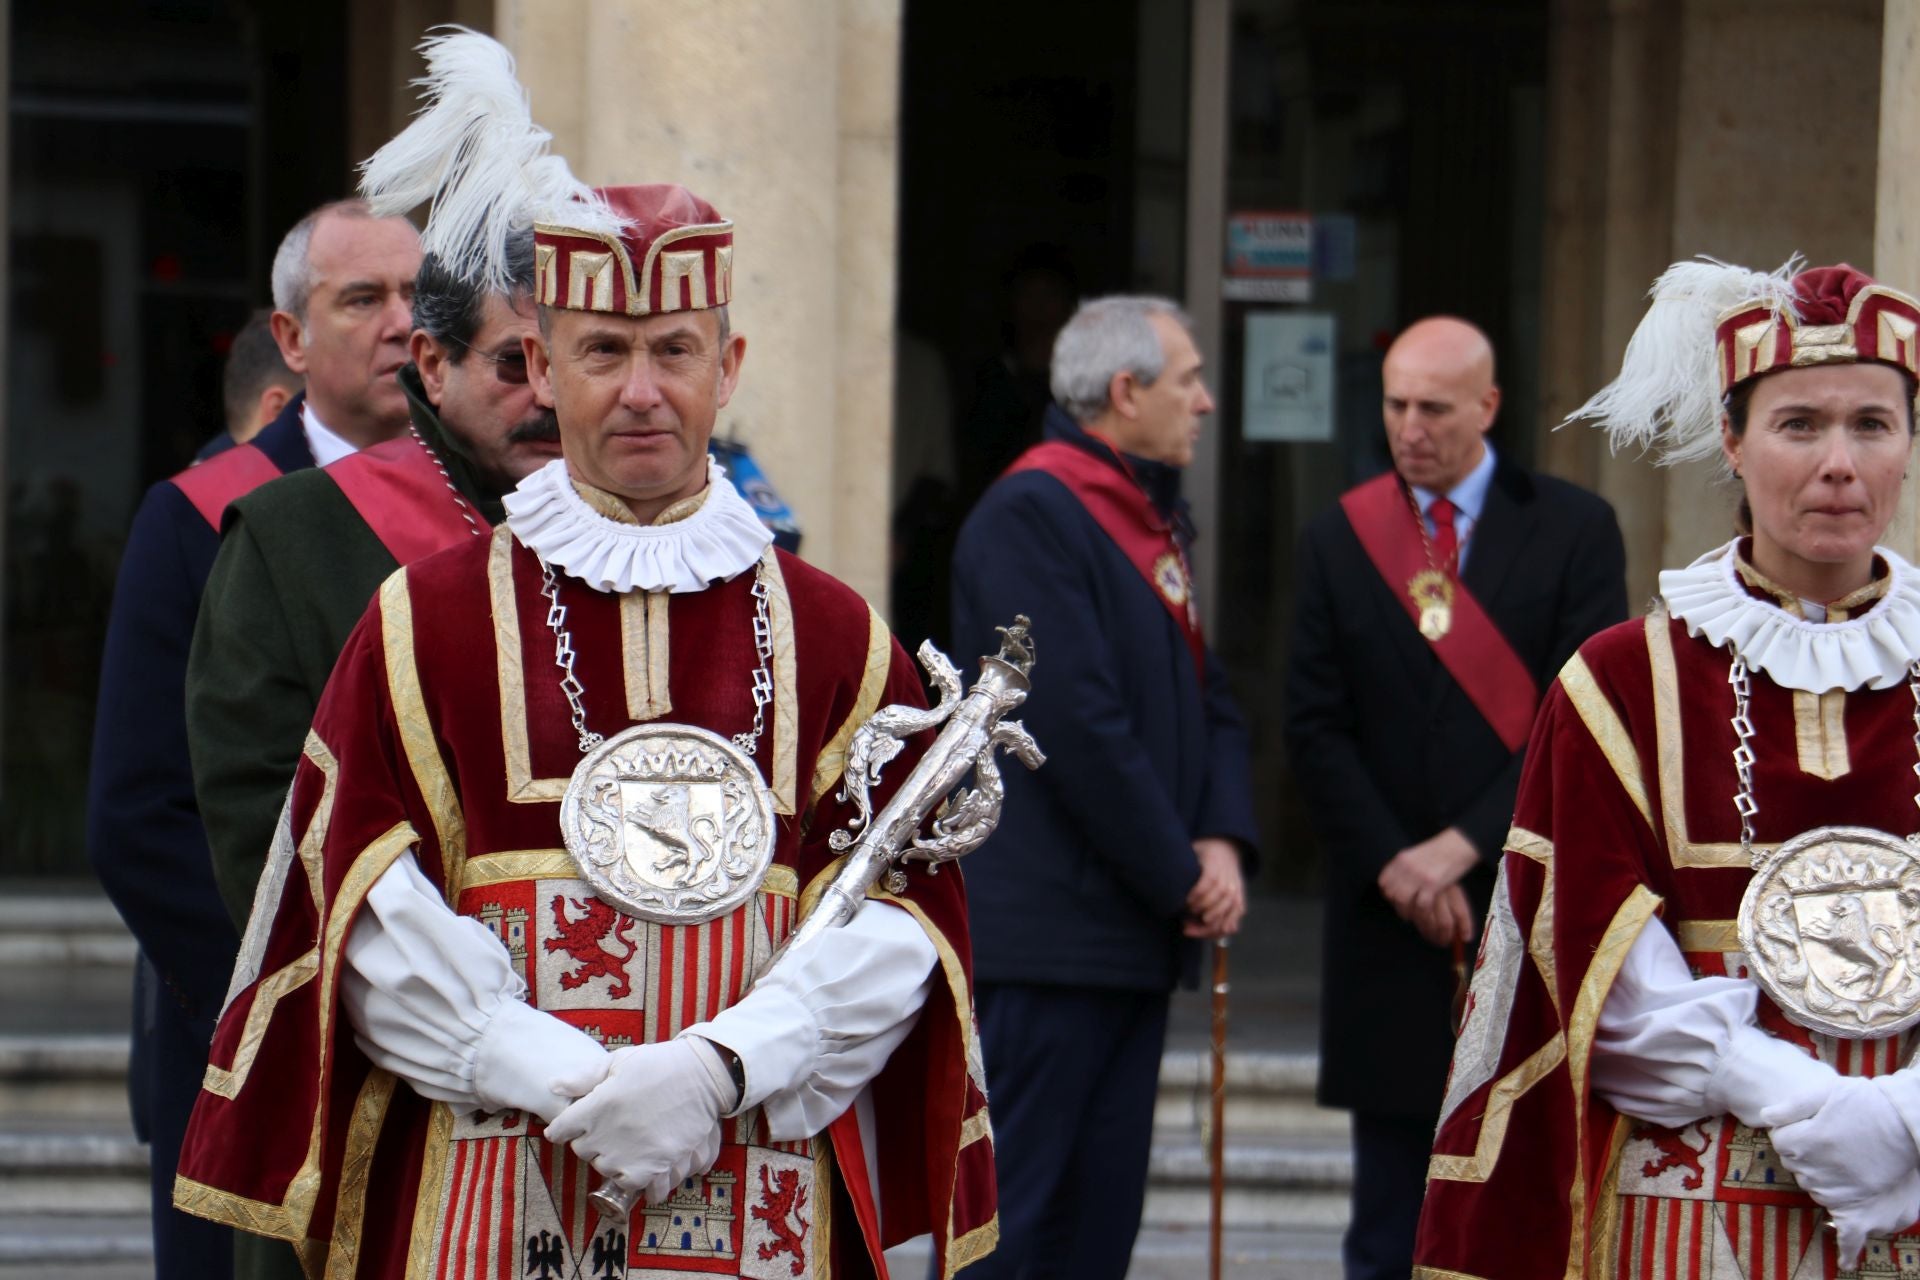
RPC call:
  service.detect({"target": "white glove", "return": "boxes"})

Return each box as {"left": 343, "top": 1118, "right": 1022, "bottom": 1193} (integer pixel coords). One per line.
{"left": 543, "top": 1036, "right": 734, "bottom": 1206}
{"left": 1765, "top": 1075, "right": 1920, "bottom": 1268}
{"left": 472, "top": 998, "right": 611, "bottom": 1125}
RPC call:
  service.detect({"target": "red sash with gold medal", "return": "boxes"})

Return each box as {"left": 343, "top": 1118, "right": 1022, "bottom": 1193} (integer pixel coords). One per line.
{"left": 1339, "top": 472, "right": 1539, "bottom": 751}
{"left": 1005, "top": 439, "right": 1207, "bottom": 677}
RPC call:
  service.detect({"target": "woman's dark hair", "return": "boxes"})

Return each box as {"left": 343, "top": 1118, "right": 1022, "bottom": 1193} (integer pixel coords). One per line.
{"left": 1723, "top": 363, "right": 1919, "bottom": 533}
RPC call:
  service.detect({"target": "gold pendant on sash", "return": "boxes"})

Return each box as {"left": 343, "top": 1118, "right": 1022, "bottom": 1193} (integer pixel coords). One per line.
{"left": 558, "top": 722, "right": 777, "bottom": 926}
{"left": 1737, "top": 826, "right": 1920, "bottom": 1038}
{"left": 1408, "top": 569, "right": 1455, "bottom": 641}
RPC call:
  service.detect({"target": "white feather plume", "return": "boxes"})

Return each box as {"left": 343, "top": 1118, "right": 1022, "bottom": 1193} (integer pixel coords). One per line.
{"left": 357, "top": 27, "right": 624, "bottom": 293}
{"left": 1564, "top": 255, "right": 1803, "bottom": 467}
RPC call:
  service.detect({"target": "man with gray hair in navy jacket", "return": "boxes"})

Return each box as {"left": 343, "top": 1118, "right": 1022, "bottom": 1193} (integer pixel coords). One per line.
{"left": 947, "top": 295, "right": 1259, "bottom": 1277}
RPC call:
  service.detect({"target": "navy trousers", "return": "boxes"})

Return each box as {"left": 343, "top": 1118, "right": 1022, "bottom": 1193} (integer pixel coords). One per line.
{"left": 1343, "top": 1110, "right": 1434, "bottom": 1280}
{"left": 951, "top": 982, "right": 1170, "bottom": 1280}
{"left": 139, "top": 960, "right": 234, "bottom": 1279}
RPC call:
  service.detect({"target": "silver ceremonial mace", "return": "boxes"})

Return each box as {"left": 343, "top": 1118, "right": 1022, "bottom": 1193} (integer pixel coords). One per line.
{"left": 588, "top": 616, "right": 1045, "bottom": 1223}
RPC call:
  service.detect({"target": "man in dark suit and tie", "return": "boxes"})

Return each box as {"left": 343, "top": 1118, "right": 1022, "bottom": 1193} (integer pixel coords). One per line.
{"left": 1284, "top": 317, "right": 1627, "bottom": 1280}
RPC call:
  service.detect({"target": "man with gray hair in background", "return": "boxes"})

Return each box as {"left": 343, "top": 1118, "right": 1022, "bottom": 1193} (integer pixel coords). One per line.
{"left": 86, "top": 198, "right": 418, "bottom": 1279}
{"left": 947, "top": 295, "right": 1259, "bottom": 1276}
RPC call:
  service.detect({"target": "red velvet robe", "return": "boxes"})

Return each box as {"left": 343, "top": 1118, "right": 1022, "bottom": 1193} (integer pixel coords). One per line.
{"left": 174, "top": 527, "right": 997, "bottom": 1278}
{"left": 1416, "top": 606, "right": 1920, "bottom": 1280}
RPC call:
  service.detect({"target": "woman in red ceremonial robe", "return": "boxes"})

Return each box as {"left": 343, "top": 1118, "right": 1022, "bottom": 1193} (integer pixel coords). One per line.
{"left": 1415, "top": 261, "right": 1920, "bottom": 1280}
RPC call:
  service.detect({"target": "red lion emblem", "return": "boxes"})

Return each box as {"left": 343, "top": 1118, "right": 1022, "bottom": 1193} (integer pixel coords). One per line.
{"left": 751, "top": 1165, "right": 810, "bottom": 1276}
{"left": 543, "top": 896, "right": 638, "bottom": 1000}
{"left": 1636, "top": 1119, "right": 1713, "bottom": 1190}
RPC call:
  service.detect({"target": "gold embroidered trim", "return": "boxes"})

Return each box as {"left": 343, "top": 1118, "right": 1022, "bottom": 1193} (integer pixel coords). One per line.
{"left": 380, "top": 572, "right": 467, "bottom": 884}
{"left": 648, "top": 591, "right": 672, "bottom": 717}
{"left": 761, "top": 548, "right": 799, "bottom": 815}
{"left": 1645, "top": 612, "right": 1775, "bottom": 867}
{"left": 178, "top": 824, "right": 415, "bottom": 1243}
{"left": 811, "top": 605, "right": 893, "bottom": 808}
{"left": 1557, "top": 653, "right": 1653, "bottom": 831}
{"left": 202, "top": 735, "right": 339, "bottom": 1100}
{"left": 1735, "top": 546, "right": 1890, "bottom": 620}
{"left": 173, "top": 1173, "right": 306, "bottom": 1239}
{"left": 1586, "top": 1117, "right": 1631, "bottom": 1279}
{"left": 959, "top": 1109, "right": 993, "bottom": 1149}
{"left": 1675, "top": 919, "right": 1741, "bottom": 952}
{"left": 811, "top": 1134, "right": 833, "bottom": 1280}
{"left": 621, "top": 590, "right": 672, "bottom": 722}
{"left": 324, "top": 1070, "right": 397, "bottom": 1279}
{"left": 947, "top": 1215, "right": 1000, "bottom": 1276}
{"left": 762, "top": 864, "right": 798, "bottom": 899}
{"left": 1792, "top": 688, "right": 1851, "bottom": 780}
{"left": 571, "top": 478, "right": 640, "bottom": 524}
{"left": 1426, "top": 1031, "right": 1566, "bottom": 1182}
{"left": 1564, "top": 885, "right": 1661, "bottom": 1279}
{"left": 461, "top": 849, "right": 576, "bottom": 887}
{"left": 404, "top": 1103, "right": 455, "bottom": 1280}
{"left": 1506, "top": 826, "right": 1553, "bottom": 863}
{"left": 1532, "top": 855, "right": 1560, "bottom": 1018}
{"left": 1412, "top": 1269, "right": 1495, "bottom": 1280}
{"left": 490, "top": 529, "right": 568, "bottom": 805}
{"left": 463, "top": 852, "right": 800, "bottom": 900}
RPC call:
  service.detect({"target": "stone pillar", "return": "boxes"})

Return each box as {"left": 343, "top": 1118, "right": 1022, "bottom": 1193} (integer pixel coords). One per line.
{"left": 349, "top": 0, "right": 496, "bottom": 190}
{"left": 1182, "top": 0, "right": 1230, "bottom": 628}
{"left": 1660, "top": 0, "right": 1880, "bottom": 568}
{"left": 497, "top": 0, "right": 900, "bottom": 605}
{"left": 1877, "top": 0, "right": 1920, "bottom": 560}
{"left": 1535, "top": 0, "right": 1881, "bottom": 606}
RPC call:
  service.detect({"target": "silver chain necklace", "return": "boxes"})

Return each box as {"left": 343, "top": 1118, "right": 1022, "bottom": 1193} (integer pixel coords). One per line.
{"left": 1728, "top": 649, "right": 1920, "bottom": 859}
{"left": 539, "top": 557, "right": 774, "bottom": 757}
{"left": 409, "top": 425, "right": 485, "bottom": 540}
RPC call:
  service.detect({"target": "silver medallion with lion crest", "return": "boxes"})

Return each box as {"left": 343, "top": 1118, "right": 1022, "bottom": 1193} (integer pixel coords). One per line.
{"left": 1738, "top": 827, "right": 1920, "bottom": 1039}
{"left": 558, "top": 723, "right": 776, "bottom": 926}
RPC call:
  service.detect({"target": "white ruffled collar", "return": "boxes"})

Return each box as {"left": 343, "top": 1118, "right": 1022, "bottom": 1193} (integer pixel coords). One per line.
{"left": 503, "top": 456, "right": 774, "bottom": 593}
{"left": 1659, "top": 541, "right": 1920, "bottom": 692}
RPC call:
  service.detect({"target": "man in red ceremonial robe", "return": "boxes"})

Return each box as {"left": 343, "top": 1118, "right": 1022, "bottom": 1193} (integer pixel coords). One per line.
{"left": 175, "top": 33, "right": 993, "bottom": 1280}
{"left": 1287, "top": 317, "right": 1625, "bottom": 1279}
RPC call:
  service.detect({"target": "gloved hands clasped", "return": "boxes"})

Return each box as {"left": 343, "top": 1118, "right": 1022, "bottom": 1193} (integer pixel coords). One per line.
{"left": 543, "top": 1035, "right": 741, "bottom": 1207}
{"left": 1763, "top": 1071, "right": 1920, "bottom": 1268}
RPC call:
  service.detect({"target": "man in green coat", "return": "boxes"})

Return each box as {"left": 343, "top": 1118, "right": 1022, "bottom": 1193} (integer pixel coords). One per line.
{"left": 187, "top": 229, "right": 560, "bottom": 930}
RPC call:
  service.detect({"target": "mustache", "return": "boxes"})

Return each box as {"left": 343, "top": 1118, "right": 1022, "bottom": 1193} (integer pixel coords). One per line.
{"left": 506, "top": 410, "right": 561, "bottom": 445}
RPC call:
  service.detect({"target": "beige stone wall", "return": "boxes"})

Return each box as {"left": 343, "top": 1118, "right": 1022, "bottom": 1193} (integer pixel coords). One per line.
{"left": 1878, "top": 0, "right": 1920, "bottom": 561}
{"left": 496, "top": 0, "right": 901, "bottom": 606}
{"left": 1537, "top": 0, "right": 1883, "bottom": 606}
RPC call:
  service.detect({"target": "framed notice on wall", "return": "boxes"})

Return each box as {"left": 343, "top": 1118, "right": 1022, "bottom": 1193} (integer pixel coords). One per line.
{"left": 1243, "top": 311, "right": 1335, "bottom": 443}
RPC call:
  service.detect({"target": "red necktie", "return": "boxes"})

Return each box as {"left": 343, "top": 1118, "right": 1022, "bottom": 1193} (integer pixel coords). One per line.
{"left": 1429, "top": 497, "right": 1458, "bottom": 573}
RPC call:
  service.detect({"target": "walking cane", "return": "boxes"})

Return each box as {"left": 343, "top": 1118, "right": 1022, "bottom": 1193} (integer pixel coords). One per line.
{"left": 1209, "top": 936, "right": 1230, "bottom": 1280}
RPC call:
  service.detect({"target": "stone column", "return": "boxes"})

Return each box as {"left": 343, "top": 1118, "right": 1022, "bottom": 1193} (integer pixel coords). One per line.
{"left": 1660, "top": 0, "right": 1880, "bottom": 568}
{"left": 497, "top": 0, "right": 900, "bottom": 605}
{"left": 1534, "top": 0, "right": 1881, "bottom": 606}
{"left": 1877, "top": 0, "right": 1920, "bottom": 560}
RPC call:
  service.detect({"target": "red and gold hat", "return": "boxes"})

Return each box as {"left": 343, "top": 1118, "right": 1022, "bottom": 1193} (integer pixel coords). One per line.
{"left": 1570, "top": 257, "right": 1920, "bottom": 467}
{"left": 1715, "top": 264, "right": 1920, "bottom": 396}
{"left": 534, "top": 184, "right": 733, "bottom": 316}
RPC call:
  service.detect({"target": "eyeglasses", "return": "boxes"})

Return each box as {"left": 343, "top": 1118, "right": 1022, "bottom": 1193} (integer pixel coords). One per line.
{"left": 445, "top": 335, "right": 530, "bottom": 385}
